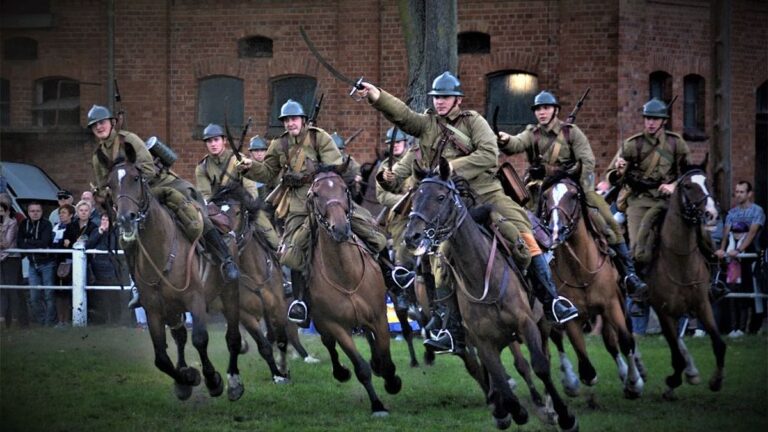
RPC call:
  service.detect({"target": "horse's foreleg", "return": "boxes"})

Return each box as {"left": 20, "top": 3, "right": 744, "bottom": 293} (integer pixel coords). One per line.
{"left": 320, "top": 330, "right": 351, "bottom": 382}
{"left": 147, "top": 314, "right": 197, "bottom": 400}
{"left": 187, "top": 306, "right": 224, "bottom": 398}
{"left": 509, "top": 341, "right": 556, "bottom": 425}
{"left": 170, "top": 318, "right": 189, "bottom": 371}
{"left": 336, "top": 328, "right": 389, "bottom": 416}
{"left": 521, "top": 316, "right": 578, "bottom": 432}
{"left": 477, "top": 344, "right": 527, "bottom": 429}
{"left": 219, "top": 279, "right": 244, "bottom": 400}
{"left": 657, "top": 310, "right": 686, "bottom": 400}
{"left": 369, "top": 315, "right": 401, "bottom": 395}
{"left": 604, "top": 300, "right": 644, "bottom": 399}
{"left": 697, "top": 301, "right": 726, "bottom": 391}
{"left": 241, "top": 307, "right": 289, "bottom": 383}
{"left": 394, "top": 305, "right": 419, "bottom": 367}
{"left": 550, "top": 327, "right": 579, "bottom": 397}
{"left": 564, "top": 319, "right": 598, "bottom": 387}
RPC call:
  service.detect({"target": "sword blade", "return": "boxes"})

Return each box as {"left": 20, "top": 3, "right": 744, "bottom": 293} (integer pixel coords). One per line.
{"left": 300, "top": 26, "right": 357, "bottom": 87}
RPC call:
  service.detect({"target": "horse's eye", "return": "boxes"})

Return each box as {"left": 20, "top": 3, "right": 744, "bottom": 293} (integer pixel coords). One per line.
{"left": 438, "top": 194, "right": 446, "bottom": 201}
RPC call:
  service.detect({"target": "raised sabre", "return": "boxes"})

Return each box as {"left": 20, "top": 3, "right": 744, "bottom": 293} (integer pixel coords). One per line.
{"left": 299, "top": 26, "right": 364, "bottom": 94}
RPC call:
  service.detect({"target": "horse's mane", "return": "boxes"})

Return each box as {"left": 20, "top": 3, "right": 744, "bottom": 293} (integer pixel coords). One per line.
{"left": 315, "top": 162, "right": 358, "bottom": 187}
{"left": 209, "top": 182, "right": 264, "bottom": 213}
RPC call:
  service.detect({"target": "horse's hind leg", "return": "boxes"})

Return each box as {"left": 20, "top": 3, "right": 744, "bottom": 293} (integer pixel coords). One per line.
{"left": 551, "top": 327, "right": 579, "bottom": 397}
{"left": 563, "top": 320, "right": 598, "bottom": 388}
{"left": 394, "top": 304, "right": 419, "bottom": 367}
{"left": 334, "top": 328, "right": 389, "bottom": 416}
{"left": 367, "top": 318, "right": 402, "bottom": 395}
{"left": 476, "top": 344, "right": 527, "bottom": 429}
{"left": 604, "top": 301, "right": 644, "bottom": 398}
{"left": 220, "top": 281, "right": 244, "bottom": 400}
{"left": 657, "top": 311, "right": 686, "bottom": 400}
{"left": 241, "top": 308, "right": 290, "bottom": 383}
{"left": 521, "top": 316, "right": 578, "bottom": 432}
{"left": 508, "top": 341, "right": 555, "bottom": 425}
{"left": 146, "top": 314, "right": 196, "bottom": 400}
{"left": 320, "top": 331, "right": 351, "bottom": 382}
{"left": 697, "top": 301, "right": 726, "bottom": 391}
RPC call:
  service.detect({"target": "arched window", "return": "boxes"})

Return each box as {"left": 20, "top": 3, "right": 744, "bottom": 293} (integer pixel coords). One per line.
{"left": 3, "top": 37, "right": 38, "bottom": 60}
{"left": 683, "top": 74, "right": 706, "bottom": 140}
{"left": 33, "top": 77, "right": 79, "bottom": 127}
{"left": 649, "top": 71, "right": 673, "bottom": 127}
{"left": 268, "top": 75, "right": 318, "bottom": 137}
{"left": 458, "top": 31, "right": 490, "bottom": 55}
{"left": 197, "top": 75, "right": 244, "bottom": 135}
{"left": 486, "top": 71, "right": 538, "bottom": 134}
{"left": 238, "top": 36, "right": 273, "bottom": 58}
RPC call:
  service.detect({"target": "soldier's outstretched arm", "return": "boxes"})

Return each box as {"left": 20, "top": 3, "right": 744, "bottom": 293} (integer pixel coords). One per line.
{"left": 359, "top": 82, "right": 428, "bottom": 139}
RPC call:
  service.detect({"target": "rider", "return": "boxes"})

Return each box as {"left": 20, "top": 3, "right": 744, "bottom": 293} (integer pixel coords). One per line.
{"left": 87, "top": 105, "right": 240, "bottom": 309}
{"left": 606, "top": 98, "right": 691, "bottom": 309}
{"left": 237, "top": 99, "right": 387, "bottom": 327}
{"left": 498, "top": 91, "right": 648, "bottom": 305}
{"left": 358, "top": 72, "right": 578, "bottom": 354}
{"left": 194, "top": 124, "right": 280, "bottom": 252}
{"left": 375, "top": 127, "right": 415, "bottom": 311}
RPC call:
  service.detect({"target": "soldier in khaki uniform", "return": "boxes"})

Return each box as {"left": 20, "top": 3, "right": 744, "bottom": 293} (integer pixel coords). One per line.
{"left": 88, "top": 105, "right": 240, "bottom": 309}
{"left": 238, "top": 100, "right": 386, "bottom": 327}
{"left": 498, "top": 91, "right": 647, "bottom": 301}
{"left": 357, "top": 72, "right": 578, "bottom": 354}
{"left": 194, "top": 124, "right": 280, "bottom": 251}
{"left": 607, "top": 98, "right": 690, "bottom": 305}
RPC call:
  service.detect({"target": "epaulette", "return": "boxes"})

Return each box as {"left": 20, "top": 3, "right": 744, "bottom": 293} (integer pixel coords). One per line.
{"left": 664, "top": 130, "right": 683, "bottom": 140}
{"left": 198, "top": 154, "right": 210, "bottom": 164}
{"left": 459, "top": 110, "right": 473, "bottom": 117}
{"left": 307, "top": 125, "right": 326, "bottom": 134}
{"left": 624, "top": 132, "right": 644, "bottom": 143}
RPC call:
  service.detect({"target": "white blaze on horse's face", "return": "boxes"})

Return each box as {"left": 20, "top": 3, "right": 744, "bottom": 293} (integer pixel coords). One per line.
{"left": 550, "top": 184, "right": 568, "bottom": 241}
{"left": 691, "top": 174, "right": 718, "bottom": 224}
{"left": 117, "top": 168, "right": 126, "bottom": 189}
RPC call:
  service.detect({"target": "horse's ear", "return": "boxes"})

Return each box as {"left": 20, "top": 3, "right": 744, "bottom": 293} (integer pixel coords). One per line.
{"left": 700, "top": 152, "right": 709, "bottom": 172}
{"left": 125, "top": 141, "right": 137, "bottom": 164}
{"left": 413, "top": 163, "right": 427, "bottom": 180}
{"left": 438, "top": 157, "right": 451, "bottom": 181}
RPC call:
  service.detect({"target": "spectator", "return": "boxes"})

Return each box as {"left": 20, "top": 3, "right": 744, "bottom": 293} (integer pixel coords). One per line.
{"left": 51, "top": 204, "right": 76, "bottom": 328}
{"left": 18, "top": 201, "right": 57, "bottom": 326}
{"left": 715, "top": 180, "right": 765, "bottom": 337}
{"left": 86, "top": 214, "right": 127, "bottom": 324}
{"left": 80, "top": 191, "right": 102, "bottom": 227}
{"left": 49, "top": 189, "right": 74, "bottom": 226}
{"left": 1, "top": 200, "right": 28, "bottom": 328}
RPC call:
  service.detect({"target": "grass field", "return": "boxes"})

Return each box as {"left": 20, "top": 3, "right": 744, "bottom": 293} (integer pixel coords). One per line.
{"left": 1, "top": 324, "right": 766, "bottom": 432}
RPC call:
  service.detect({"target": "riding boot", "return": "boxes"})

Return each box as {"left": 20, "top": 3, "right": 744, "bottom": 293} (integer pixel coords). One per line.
{"left": 127, "top": 285, "right": 141, "bottom": 309}
{"left": 529, "top": 254, "right": 579, "bottom": 324}
{"left": 287, "top": 270, "right": 310, "bottom": 328}
{"left": 203, "top": 228, "right": 240, "bottom": 282}
{"left": 610, "top": 242, "right": 648, "bottom": 316}
{"left": 423, "top": 295, "right": 465, "bottom": 355}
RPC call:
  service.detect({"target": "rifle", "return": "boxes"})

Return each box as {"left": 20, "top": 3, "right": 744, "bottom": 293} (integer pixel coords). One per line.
{"left": 566, "top": 87, "right": 591, "bottom": 124}
{"left": 114, "top": 79, "right": 125, "bottom": 131}
{"left": 345, "top": 128, "right": 364, "bottom": 147}
{"left": 238, "top": 117, "right": 253, "bottom": 154}
{"left": 223, "top": 107, "right": 243, "bottom": 162}
{"left": 309, "top": 93, "right": 324, "bottom": 126}
{"left": 388, "top": 127, "right": 399, "bottom": 171}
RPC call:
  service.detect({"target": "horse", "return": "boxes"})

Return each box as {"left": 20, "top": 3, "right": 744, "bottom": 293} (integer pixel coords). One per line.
{"left": 106, "top": 151, "right": 243, "bottom": 401}
{"left": 645, "top": 161, "right": 725, "bottom": 400}
{"left": 403, "top": 158, "right": 577, "bottom": 431}
{"left": 539, "top": 174, "right": 645, "bottom": 400}
{"left": 305, "top": 162, "right": 402, "bottom": 416}
{"left": 208, "top": 186, "right": 316, "bottom": 384}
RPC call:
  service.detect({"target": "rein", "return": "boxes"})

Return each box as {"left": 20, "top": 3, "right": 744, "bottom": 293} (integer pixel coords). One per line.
{"left": 408, "top": 177, "right": 468, "bottom": 246}
{"left": 309, "top": 171, "right": 354, "bottom": 237}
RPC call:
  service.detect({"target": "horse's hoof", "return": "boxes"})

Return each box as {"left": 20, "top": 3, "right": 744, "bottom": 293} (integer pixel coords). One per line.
{"left": 180, "top": 367, "right": 201, "bottom": 387}
{"left": 494, "top": 413, "right": 512, "bottom": 430}
{"left": 409, "top": 359, "right": 419, "bottom": 368}
{"left": 665, "top": 374, "right": 682, "bottom": 389}
{"left": 623, "top": 387, "right": 641, "bottom": 400}
{"left": 507, "top": 377, "right": 518, "bottom": 391}
{"left": 227, "top": 374, "right": 244, "bottom": 401}
{"left": 533, "top": 405, "right": 557, "bottom": 426}
{"left": 207, "top": 372, "right": 224, "bottom": 397}
{"left": 685, "top": 372, "right": 701, "bottom": 385}
{"left": 662, "top": 388, "right": 677, "bottom": 401}
{"left": 709, "top": 376, "right": 723, "bottom": 392}
{"left": 563, "top": 382, "right": 580, "bottom": 398}
{"left": 581, "top": 375, "right": 598, "bottom": 387}
{"left": 511, "top": 406, "right": 528, "bottom": 425}
{"left": 371, "top": 410, "right": 390, "bottom": 418}
{"left": 384, "top": 375, "right": 402, "bottom": 395}
{"left": 174, "top": 383, "right": 193, "bottom": 401}
{"left": 371, "top": 399, "right": 388, "bottom": 417}
{"left": 273, "top": 375, "right": 291, "bottom": 385}
{"left": 333, "top": 366, "right": 351, "bottom": 382}
{"left": 559, "top": 416, "right": 579, "bottom": 432}
{"left": 303, "top": 355, "right": 320, "bottom": 364}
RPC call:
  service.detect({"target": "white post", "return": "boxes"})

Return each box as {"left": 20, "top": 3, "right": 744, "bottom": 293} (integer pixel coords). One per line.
{"left": 72, "top": 244, "right": 88, "bottom": 326}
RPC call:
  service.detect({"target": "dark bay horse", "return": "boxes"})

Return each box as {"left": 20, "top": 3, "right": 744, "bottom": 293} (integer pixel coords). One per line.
{"left": 540, "top": 176, "right": 644, "bottom": 399}
{"left": 106, "top": 153, "right": 243, "bottom": 401}
{"left": 646, "top": 163, "right": 725, "bottom": 399}
{"left": 403, "top": 158, "right": 577, "bottom": 431}
{"left": 306, "top": 164, "right": 402, "bottom": 416}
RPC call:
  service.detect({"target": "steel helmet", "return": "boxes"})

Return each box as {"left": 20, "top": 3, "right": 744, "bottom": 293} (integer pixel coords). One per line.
{"left": 202, "top": 123, "right": 225, "bottom": 141}
{"left": 87, "top": 105, "right": 114, "bottom": 127}
{"left": 427, "top": 72, "right": 464, "bottom": 96}
{"left": 278, "top": 99, "right": 307, "bottom": 120}
{"left": 642, "top": 98, "right": 669, "bottom": 119}
{"left": 530, "top": 91, "right": 560, "bottom": 110}
{"left": 248, "top": 135, "right": 268, "bottom": 151}
{"left": 385, "top": 127, "right": 407, "bottom": 144}
{"left": 331, "top": 132, "right": 345, "bottom": 149}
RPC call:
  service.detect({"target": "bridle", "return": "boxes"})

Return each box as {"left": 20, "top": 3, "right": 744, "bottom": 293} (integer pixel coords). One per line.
{"left": 308, "top": 171, "right": 353, "bottom": 238}
{"left": 678, "top": 169, "right": 713, "bottom": 226}
{"left": 540, "top": 179, "right": 582, "bottom": 245}
{"left": 112, "top": 163, "right": 151, "bottom": 230}
{"left": 408, "top": 176, "right": 468, "bottom": 248}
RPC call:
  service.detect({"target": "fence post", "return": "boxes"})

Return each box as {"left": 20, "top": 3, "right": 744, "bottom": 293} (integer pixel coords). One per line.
{"left": 72, "top": 244, "right": 88, "bottom": 326}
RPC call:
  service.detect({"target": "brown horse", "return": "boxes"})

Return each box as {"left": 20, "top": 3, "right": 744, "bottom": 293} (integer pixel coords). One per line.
{"left": 106, "top": 152, "right": 243, "bottom": 401}
{"left": 403, "top": 158, "right": 577, "bottom": 431}
{"left": 208, "top": 187, "right": 316, "bottom": 383}
{"left": 539, "top": 176, "right": 645, "bottom": 399}
{"left": 645, "top": 163, "right": 725, "bottom": 399}
{"left": 306, "top": 164, "right": 401, "bottom": 416}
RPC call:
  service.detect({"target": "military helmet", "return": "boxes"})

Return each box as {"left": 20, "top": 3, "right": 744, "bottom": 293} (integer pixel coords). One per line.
{"left": 278, "top": 99, "right": 307, "bottom": 120}
{"left": 202, "top": 123, "right": 225, "bottom": 141}
{"left": 248, "top": 135, "right": 268, "bottom": 151}
{"left": 530, "top": 91, "right": 560, "bottom": 110}
{"left": 427, "top": 71, "right": 464, "bottom": 96}
{"left": 385, "top": 127, "right": 407, "bottom": 144}
{"left": 331, "top": 132, "right": 345, "bottom": 149}
{"left": 642, "top": 98, "right": 669, "bottom": 119}
{"left": 87, "top": 105, "right": 114, "bottom": 127}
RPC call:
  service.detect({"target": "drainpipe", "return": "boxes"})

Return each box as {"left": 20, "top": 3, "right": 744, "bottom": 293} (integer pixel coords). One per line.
{"left": 107, "top": 0, "right": 115, "bottom": 112}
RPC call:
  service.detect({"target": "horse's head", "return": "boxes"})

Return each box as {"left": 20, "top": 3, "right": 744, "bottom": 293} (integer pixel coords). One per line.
{"left": 308, "top": 161, "right": 353, "bottom": 243}
{"left": 404, "top": 157, "right": 467, "bottom": 256}
{"left": 540, "top": 177, "right": 582, "bottom": 247}
{"left": 677, "top": 154, "right": 718, "bottom": 228}
{"left": 106, "top": 147, "right": 150, "bottom": 243}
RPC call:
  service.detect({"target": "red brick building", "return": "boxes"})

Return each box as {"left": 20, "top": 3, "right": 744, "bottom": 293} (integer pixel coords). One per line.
{"left": 1, "top": 0, "right": 766, "bottom": 209}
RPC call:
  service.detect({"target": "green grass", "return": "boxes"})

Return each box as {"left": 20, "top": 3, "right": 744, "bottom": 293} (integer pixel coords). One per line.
{"left": 1, "top": 325, "right": 766, "bottom": 432}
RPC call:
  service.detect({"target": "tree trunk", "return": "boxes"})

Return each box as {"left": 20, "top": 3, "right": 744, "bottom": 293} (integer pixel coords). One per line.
{"left": 398, "top": 0, "right": 458, "bottom": 113}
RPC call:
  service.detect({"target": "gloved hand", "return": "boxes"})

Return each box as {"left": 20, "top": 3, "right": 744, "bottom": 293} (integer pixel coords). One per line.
{"left": 528, "top": 164, "right": 546, "bottom": 181}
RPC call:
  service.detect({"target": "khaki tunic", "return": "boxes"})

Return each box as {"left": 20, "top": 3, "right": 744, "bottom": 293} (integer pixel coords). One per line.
{"left": 375, "top": 151, "right": 414, "bottom": 267}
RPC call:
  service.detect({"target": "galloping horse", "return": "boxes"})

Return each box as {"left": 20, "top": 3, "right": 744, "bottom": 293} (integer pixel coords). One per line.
{"left": 646, "top": 161, "right": 725, "bottom": 399}
{"left": 208, "top": 187, "right": 314, "bottom": 383}
{"left": 106, "top": 151, "right": 243, "bottom": 401}
{"left": 306, "top": 163, "right": 402, "bottom": 416}
{"left": 403, "top": 158, "right": 577, "bottom": 431}
{"left": 539, "top": 175, "right": 644, "bottom": 399}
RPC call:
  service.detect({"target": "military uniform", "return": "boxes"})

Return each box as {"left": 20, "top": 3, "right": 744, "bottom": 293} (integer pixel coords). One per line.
{"left": 243, "top": 125, "right": 386, "bottom": 271}
{"left": 195, "top": 148, "right": 280, "bottom": 250}
{"left": 376, "top": 147, "right": 414, "bottom": 269}
{"left": 501, "top": 117, "right": 621, "bottom": 245}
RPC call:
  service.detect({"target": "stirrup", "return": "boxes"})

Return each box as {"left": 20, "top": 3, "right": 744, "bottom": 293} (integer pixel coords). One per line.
{"left": 287, "top": 300, "right": 309, "bottom": 327}
{"left": 424, "top": 329, "right": 458, "bottom": 355}
{"left": 392, "top": 266, "right": 415, "bottom": 289}
{"left": 551, "top": 297, "right": 579, "bottom": 324}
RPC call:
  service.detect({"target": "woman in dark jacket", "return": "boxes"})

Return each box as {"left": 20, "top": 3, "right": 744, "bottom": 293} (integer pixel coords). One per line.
{"left": 52, "top": 204, "right": 77, "bottom": 327}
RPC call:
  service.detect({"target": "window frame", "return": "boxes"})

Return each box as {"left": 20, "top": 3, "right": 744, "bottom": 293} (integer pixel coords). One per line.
{"left": 485, "top": 70, "right": 539, "bottom": 134}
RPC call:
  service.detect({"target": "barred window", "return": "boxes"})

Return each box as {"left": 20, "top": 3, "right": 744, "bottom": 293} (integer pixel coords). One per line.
{"left": 238, "top": 36, "right": 273, "bottom": 58}
{"left": 33, "top": 77, "right": 80, "bottom": 127}
{"left": 486, "top": 71, "right": 538, "bottom": 134}
{"left": 267, "top": 75, "right": 317, "bottom": 138}
{"left": 197, "top": 75, "right": 244, "bottom": 136}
